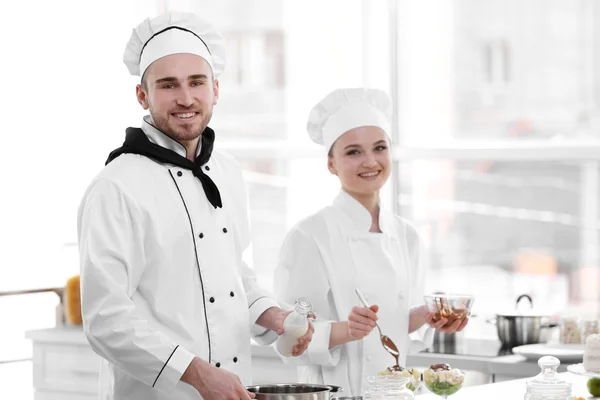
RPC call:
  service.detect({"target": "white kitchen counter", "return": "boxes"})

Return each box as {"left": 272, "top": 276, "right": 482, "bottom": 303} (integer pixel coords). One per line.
{"left": 407, "top": 351, "right": 575, "bottom": 382}
{"left": 27, "top": 327, "right": 594, "bottom": 399}
{"left": 26, "top": 326, "right": 88, "bottom": 344}
{"left": 406, "top": 335, "right": 582, "bottom": 383}
{"left": 416, "top": 372, "right": 597, "bottom": 399}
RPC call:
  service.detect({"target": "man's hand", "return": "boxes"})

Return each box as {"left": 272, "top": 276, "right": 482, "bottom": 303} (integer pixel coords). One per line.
{"left": 291, "top": 318, "right": 314, "bottom": 356}
{"left": 181, "top": 357, "right": 255, "bottom": 400}
{"left": 426, "top": 312, "right": 469, "bottom": 333}
{"left": 348, "top": 304, "right": 379, "bottom": 339}
{"left": 256, "top": 306, "right": 315, "bottom": 357}
{"left": 256, "top": 306, "right": 290, "bottom": 335}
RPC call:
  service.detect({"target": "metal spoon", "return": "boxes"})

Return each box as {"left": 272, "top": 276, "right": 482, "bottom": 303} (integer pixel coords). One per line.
{"left": 355, "top": 288, "right": 401, "bottom": 366}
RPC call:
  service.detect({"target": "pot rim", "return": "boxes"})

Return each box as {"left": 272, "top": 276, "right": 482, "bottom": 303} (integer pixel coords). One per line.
{"left": 495, "top": 312, "right": 552, "bottom": 318}
{"left": 246, "top": 383, "right": 332, "bottom": 394}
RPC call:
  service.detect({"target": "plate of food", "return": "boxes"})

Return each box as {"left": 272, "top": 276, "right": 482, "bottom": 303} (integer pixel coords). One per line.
{"left": 567, "top": 333, "right": 600, "bottom": 377}
{"left": 378, "top": 365, "right": 422, "bottom": 392}
{"left": 512, "top": 343, "right": 584, "bottom": 362}
{"left": 567, "top": 363, "right": 600, "bottom": 378}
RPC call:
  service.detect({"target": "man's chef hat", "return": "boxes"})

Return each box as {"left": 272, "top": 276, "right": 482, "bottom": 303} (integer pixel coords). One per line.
{"left": 123, "top": 12, "right": 226, "bottom": 79}
{"left": 307, "top": 88, "right": 393, "bottom": 152}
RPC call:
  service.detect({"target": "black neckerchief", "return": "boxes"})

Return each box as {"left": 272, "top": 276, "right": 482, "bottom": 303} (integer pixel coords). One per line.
{"left": 106, "top": 126, "right": 222, "bottom": 209}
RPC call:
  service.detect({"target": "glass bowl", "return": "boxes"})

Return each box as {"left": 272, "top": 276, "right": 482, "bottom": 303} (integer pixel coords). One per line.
{"left": 423, "top": 367, "right": 465, "bottom": 398}
{"left": 378, "top": 368, "right": 421, "bottom": 392}
{"left": 424, "top": 294, "right": 474, "bottom": 327}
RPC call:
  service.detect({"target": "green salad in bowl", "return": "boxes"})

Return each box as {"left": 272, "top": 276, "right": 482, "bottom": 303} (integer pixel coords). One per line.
{"left": 423, "top": 363, "right": 465, "bottom": 398}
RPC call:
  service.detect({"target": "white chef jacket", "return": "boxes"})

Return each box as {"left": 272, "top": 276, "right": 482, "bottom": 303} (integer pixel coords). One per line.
{"left": 78, "top": 117, "right": 279, "bottom": 400}
{"left": 273, "top": 189, "right": 433, "bottom": 396}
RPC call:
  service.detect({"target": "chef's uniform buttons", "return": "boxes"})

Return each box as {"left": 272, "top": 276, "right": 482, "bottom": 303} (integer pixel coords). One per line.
{"left": 205, "top": 166, "right": 210, "bottom": 171}
{"left": 199, "top": 233, "right": 204, "bottom": 239}
{"left": 233, "top": 357, "right": 238, "bottom": 363}
{"left": 209, "top": 297, "right": 215, "bottom": 303}
{"left": 215, "top": 362, "right": 221, "bottom": 368}
{"left": 177, "top": 171, "right": 182, "bottom": 177}
{"left": 222, "top": 227, "right": 228, "bottom": 233}
{"left": 230, "top": 291, "right": 235, "bottom": 297}
{"left": 366, "top": 355, "right": 373, "bottom": 361}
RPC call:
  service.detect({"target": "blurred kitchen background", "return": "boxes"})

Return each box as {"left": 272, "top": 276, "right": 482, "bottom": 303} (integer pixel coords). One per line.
{"left": 2, "top": 0, "right": 600, "bottom": 398}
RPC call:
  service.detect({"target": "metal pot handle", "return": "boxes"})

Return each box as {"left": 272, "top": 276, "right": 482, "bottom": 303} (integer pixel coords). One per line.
{"left": 516, "top": 294, "right": 533, "bottom": 308}
{"left": 325, "top": 386, "right": 333, "bottom": 400}
{"left": 325, "top": 385, "right": 343, "bottom": 399}
{"left": 540, "top": 322, "right": 559, "bottom": 329}
{"left": 486, "top": 317, "right": 497, "bottom": 325}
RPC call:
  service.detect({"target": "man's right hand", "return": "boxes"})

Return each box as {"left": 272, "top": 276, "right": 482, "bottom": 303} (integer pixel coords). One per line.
{"left": 181, "top": 357, "right": 255, "bottom": 400}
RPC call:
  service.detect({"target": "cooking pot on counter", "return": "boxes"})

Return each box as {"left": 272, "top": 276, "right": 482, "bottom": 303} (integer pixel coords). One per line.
{"left": 488, "top": 294, "right": 558, "bottom": 348}
{"left": 246, "top": 384, "right": 343, "bottom": 400}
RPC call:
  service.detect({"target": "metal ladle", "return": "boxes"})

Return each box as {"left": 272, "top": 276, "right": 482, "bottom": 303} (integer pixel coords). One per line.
{"left": 355, "top": 288, "right": 401, "bottom": 367}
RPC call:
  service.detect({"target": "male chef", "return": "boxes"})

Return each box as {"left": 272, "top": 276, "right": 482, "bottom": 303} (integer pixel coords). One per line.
{"left": 77, "top": 12, "right": 313, "bottom": 400}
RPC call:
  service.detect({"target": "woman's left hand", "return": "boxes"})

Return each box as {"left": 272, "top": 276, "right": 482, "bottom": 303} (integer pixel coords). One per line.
{"left": 426, "top": 312, "right": 469, "bottom": 333}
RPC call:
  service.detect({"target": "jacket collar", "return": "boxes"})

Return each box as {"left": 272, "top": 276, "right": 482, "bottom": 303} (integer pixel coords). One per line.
{"left": 141, "top": 115, "right": 202, "bottom": 158}
{"left": 332, "top": 189, "right": 394, "bottom": 235}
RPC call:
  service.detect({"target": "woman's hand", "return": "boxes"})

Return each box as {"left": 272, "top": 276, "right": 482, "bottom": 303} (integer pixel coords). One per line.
{"left": 348, "top": 304, "right": 379, "bottom": 339}
{"left": 426, "top": 312, "right": 469, "bottom": 333}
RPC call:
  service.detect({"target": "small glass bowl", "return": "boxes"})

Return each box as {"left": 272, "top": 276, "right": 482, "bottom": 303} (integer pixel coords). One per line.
{"left": 424, "top": 294, "right": 474, "bottom": 327}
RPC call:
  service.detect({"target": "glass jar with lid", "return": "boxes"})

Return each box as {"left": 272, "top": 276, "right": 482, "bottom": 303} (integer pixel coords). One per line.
{"left": 581, "top": 319, "right": 599, "bottom": 343}
{"left": 524, "top": 356, "right": 574, "bottom": 400}
{"left": 363, "top": 375, "right": 414, "bottom": 400}
{"left": 559, "top": 316, "right": 581, "bottom": 344}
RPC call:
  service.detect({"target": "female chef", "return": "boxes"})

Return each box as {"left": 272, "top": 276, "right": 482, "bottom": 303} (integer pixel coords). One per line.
{"left": 273, "top": 88, "right": 468, "bottom": 396}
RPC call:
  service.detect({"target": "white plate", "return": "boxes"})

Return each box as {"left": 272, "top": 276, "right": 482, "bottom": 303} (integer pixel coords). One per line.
{"left": 567, "top": 363, "right": 600, "bottom": 378}
{"left": 512, "top": 343, "right": 584, "bottom": 362}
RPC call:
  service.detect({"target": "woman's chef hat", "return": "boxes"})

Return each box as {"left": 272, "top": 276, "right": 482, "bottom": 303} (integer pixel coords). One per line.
{"left": 307, "top": 88, "right": 393, "bottom": 151}
{"left": 123, "top": 12, "right": 226, "bottom": 79}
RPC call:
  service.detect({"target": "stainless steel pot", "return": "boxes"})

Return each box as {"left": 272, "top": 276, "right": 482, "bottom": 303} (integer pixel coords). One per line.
{"left": 489, "top": 295, "right": 558, "bottom": 348}
{"left": 246, "top": 384, "right": 343, "bottom": 400}
{"left": 493, "top": 314, "right": 556, "bottom": 347}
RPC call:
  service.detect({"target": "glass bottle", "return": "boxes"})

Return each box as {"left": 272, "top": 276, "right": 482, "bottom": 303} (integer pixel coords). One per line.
{"left": 275, "top": 298, "right": 312, "bottom": 356}
{"left": 363, "top": 375, "right": 414, "bottom": 400}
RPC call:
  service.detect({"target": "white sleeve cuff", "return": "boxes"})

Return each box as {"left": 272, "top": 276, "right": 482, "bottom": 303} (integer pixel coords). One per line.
{"left": 152, "top": 346, "right": 196, "bottom": 395}
{"left": 408, "top": 324, "right": 434, "bottom": 354}
{"left": 307, "top": 320, "right": 341, "bottom": 366}
{"left": 249, "top": 297, "right": 281, "bottom": 345}
{"left": 271, "top": 320, "right": 340, "bottom": 367}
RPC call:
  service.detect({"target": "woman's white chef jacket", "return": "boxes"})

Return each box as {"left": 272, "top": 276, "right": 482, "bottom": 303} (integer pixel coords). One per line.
{"left": 274, "top": 190, "right": 433, "bottom": 396}
{"left": 78, "top": 117, "right": 279, "bottom": 400}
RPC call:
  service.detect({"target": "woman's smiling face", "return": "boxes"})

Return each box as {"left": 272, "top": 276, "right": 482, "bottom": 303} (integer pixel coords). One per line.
{"left": 327, "top": 126, "right": 391, "bottom": 196}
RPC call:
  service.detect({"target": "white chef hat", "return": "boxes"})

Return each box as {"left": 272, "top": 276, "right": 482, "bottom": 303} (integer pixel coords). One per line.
{"left": 307, "top": 88, "right": 393, "bottom": 151}
{"left": 123, "top": 12, "right": 226, "bottom": 79}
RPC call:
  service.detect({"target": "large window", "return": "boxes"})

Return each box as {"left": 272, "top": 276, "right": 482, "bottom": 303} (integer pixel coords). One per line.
{"left": 390, "top": 0, "right": 600, "bottom": 318}
{"left": 398, "top": 151, "right": 600, "bottom": 317}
